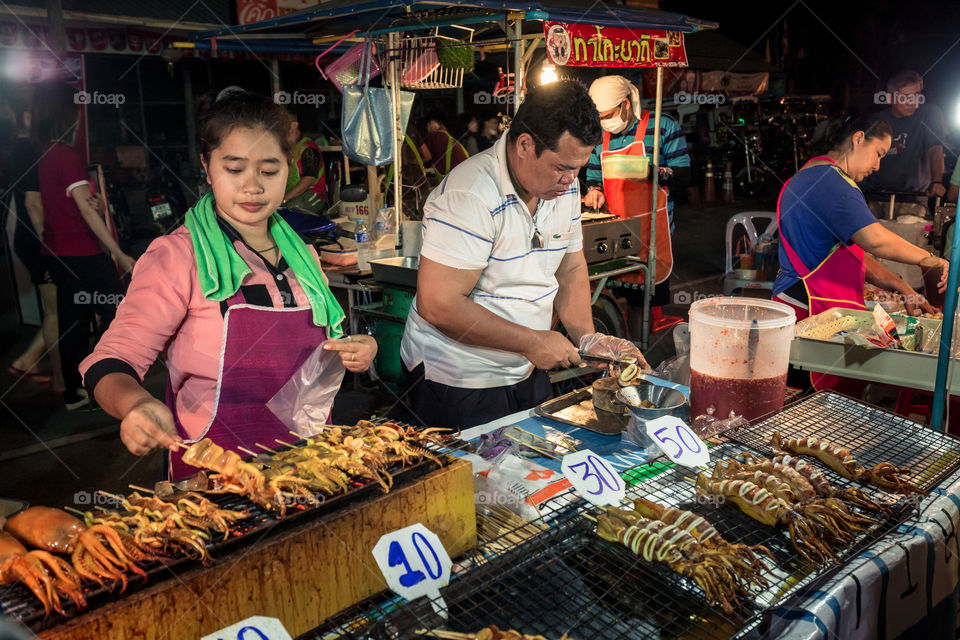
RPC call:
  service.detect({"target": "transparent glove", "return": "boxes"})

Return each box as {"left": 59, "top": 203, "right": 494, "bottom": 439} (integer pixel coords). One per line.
{"left": 578, "top": 333, "right": 652, "bottom": 372}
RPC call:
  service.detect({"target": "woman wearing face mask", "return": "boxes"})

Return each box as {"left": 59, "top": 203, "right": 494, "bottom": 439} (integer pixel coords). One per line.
{"left": 583, "top": 75, "right": 691, "bottom": 333}
{"left": 79, "top": 90, "right": 376, "bottom": 478}
{"left": 774, "top": 111, "right": 947, "bottom": 393}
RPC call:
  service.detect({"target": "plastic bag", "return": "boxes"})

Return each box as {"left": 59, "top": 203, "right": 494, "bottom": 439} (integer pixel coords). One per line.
{"left": 620, "top": 416, "right": 660, "bottom": 458}
{"left": 653, "top": 322, "right": 690, "bottom": 386}
{"left": 266, "top": 341, "right": 346, "bottom": 437}
{"left": 341, "top": 40, "right": 416, "bottom": 166}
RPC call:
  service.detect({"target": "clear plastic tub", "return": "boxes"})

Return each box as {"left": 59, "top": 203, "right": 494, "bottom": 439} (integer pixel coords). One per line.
{"left": 601, "top": 155, "right": 649, "bottom": 180}
{"left": 689, "top": 297, "right": 796, "bottom": 422}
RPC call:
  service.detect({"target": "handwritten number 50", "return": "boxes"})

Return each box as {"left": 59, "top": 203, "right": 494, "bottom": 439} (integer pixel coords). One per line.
{"left": 653, "top": 425, "right": 702, "bottom": 460}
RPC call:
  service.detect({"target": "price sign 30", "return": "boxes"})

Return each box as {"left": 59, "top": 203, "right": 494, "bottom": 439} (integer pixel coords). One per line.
{"left": 561, "top": 449, "right": 626, "bottom": 507}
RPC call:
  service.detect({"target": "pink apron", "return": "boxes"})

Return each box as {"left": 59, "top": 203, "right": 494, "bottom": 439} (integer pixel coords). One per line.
{"left": 776, "top": 155, "right": 867, "bottom": 393}
{"left": 166, "top": 287, "right": 327, "bottom": 480}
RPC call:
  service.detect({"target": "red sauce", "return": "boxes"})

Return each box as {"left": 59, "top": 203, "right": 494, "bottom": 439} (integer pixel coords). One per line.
{"left": 689, "top": 369, "right": 787, "bottom": 422}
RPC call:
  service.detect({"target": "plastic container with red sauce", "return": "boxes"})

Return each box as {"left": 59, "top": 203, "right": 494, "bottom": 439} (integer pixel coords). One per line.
{"left": 689, "top": 297, "right": 796, "bottom": 423}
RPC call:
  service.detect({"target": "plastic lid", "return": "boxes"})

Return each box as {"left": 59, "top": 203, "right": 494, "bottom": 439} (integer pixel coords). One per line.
{"left": 689, "top": 297, "right": 796, "bottom": 330}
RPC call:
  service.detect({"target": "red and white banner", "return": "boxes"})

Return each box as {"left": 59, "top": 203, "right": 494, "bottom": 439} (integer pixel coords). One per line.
{"left": 236, "top": 0, "right": 319, "bottom": 25}
{"left": 544, "top": 21, "right": 687, "bottom": 68}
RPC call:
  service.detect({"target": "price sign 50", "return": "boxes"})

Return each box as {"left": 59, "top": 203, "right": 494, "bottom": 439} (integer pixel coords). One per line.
{"left": 644, "top": 416, "right": 710, "bottom": 468}
{"left": 561, "top": 449, "right": 626, "bottom": 507}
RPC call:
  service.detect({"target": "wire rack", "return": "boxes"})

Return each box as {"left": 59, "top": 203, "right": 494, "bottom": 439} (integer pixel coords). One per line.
{"left": 727, "top": 391, "right": 960, "bottom": 493}
{"left": 301, "top": 433, "right": 912, "bottom": 640}
{"left": 299, "top": 517, "right": 760, "bottom": 640}
{"left": 1, "top": 423, "right": 469, "bottom": 632}
{"left": 396, "top": 27, "right": 474, "bottom": 90}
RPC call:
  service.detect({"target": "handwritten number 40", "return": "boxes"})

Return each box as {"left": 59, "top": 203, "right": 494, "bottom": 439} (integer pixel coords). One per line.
{"left": 389, "top": 533, "right": 442, "bottom": 587}
{"left": 653, "top": 424, "right": 702, "bottom": 460}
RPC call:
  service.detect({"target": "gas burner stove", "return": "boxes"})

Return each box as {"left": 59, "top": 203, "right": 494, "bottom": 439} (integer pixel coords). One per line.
{"left": 580, "top": 213, "right": 646, "bottom": 264}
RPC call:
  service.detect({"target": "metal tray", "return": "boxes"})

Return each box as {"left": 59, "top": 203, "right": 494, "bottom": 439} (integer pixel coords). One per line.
{"left": 535, "top": 387, "right": 629, "bottom": 435}
{"left": 370, "top": 256, "right": 418, "bottom": 288}
{"left": 791, "top": 307, "right": 954, "bottom": 393}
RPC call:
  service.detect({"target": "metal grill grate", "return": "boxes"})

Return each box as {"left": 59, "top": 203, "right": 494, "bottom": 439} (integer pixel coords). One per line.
{"left": 727, "top": 391, "right": 960, "bottom": 493}
{"left": 618, "top": 441, "right": 905, "bottom": 613}
{"left": 301, "top": 437, "right": 909, "bottom": 640}
{"left": 1, "top": 424, "right": 468, "bottom": 632}
{"left": 300, "top": 518, "right": 761, "bottom": 640}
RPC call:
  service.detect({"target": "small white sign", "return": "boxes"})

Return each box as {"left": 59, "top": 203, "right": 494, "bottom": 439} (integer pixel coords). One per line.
{"left": 372, "top": 523, "right": 452, "bottom": 618}
{"left": 201, "top": 616, "right": 292, "bottom": 640}
{"left": 561, "top": 449, "right": 626, "bottom": 507}
{"left": 645, "top": 416, "right": 710, "bottom": 468}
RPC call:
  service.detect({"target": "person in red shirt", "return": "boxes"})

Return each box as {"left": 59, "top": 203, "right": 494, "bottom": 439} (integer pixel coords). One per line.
{"left": 33, "top": 81, "right": 135, "bottom": 409}
{"left": 424, "top": 112, "right": 469, "bottom": 178}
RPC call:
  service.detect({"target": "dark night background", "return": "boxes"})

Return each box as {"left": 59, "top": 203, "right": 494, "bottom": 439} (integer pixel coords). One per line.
{"left": 663, "top": 0, "right": 960, "bottom": 143}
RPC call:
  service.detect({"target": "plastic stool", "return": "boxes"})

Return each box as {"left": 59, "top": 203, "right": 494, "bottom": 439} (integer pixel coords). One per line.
{"left": 724, "top": 211, "right": 778, "bottom": 296}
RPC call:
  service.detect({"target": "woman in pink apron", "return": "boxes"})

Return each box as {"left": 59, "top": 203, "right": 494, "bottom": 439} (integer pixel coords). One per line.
{"left": 773, "top": 111, "right": 948, "bottom": 393}
{"left": 80, "top": 91, "right": 377, "bottom": 479}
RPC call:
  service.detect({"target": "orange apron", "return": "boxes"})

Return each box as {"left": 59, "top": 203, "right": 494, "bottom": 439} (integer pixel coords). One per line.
{"left": 600, "top": 112, "right": 673, "bottom": 285}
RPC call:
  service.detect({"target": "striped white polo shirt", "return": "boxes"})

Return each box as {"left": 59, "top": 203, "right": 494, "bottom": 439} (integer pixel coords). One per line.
{"left": 400, "top": 134, "right": 583, "bottom": 388}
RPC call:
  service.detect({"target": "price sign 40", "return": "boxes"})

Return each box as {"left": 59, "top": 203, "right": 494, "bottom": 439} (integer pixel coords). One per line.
{"left": 388, "top": 531, "right": 443, "bottom": 587}
{"left": 373, "top": 523, "right": 453, "bottom": 618}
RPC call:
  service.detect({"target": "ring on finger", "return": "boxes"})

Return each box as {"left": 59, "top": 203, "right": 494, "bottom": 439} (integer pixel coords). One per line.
{"left": 351, "top": 352, "right": 357, "bottom": 362}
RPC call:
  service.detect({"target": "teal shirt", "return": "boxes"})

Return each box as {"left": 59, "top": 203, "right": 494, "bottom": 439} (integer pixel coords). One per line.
{"left": 586, "top": 113, "right": 689, "bottom": 223}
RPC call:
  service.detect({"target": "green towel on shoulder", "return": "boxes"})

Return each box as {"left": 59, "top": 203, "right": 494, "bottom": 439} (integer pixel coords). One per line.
{"left": 184, "top": 192, "right": 345, "bottom": 338}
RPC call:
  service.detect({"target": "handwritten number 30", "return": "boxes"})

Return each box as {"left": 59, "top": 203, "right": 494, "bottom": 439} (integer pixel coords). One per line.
{"left": 570, "top": 455, "right": 622, "bottom": 495}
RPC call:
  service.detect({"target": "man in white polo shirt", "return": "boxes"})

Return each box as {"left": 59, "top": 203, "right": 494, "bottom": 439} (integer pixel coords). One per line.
{"left": 401, "top": 81, "right": 650, "bottom": 428}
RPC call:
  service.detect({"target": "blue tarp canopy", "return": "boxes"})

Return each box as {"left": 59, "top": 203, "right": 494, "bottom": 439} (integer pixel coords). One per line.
{"left": 190, "top": 0, "right": 716, "bottom": 47}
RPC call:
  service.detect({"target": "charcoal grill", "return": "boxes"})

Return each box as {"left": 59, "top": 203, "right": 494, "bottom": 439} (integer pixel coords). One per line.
{"left": 0, "top": 427, "right": 468, "bottom": 633}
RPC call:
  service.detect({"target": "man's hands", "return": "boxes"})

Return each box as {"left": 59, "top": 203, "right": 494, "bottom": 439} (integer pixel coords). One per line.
{"left": 524, "top": 330, "right": 581, "bottom": 370}
{"left": 582, "top": 187, "right": 605, "bottom": 210}
{"left": 579, "top": 332, "right": 652, "bottom": 372}
{"left": 120, "top": 397, "right": 180, "bottom": 456}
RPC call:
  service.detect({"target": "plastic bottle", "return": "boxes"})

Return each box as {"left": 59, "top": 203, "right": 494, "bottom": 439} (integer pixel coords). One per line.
{"left": 374, "top": 206, "right": 396, "bottom": 258}
{"left": 355, "top": 218, "right": 373, "bottom": 271}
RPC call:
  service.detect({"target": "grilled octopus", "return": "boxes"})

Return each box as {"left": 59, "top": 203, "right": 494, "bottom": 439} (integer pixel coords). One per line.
{"left": 0, "top": 531, "right": 86, "bottom": 616}
{"left": 4, "top": 506, "right": 156, "bottom": 591}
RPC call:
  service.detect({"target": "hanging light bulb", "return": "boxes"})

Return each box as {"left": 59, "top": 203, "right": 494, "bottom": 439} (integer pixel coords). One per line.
{"left": 540, "top": 63, "right": 558, "bottom": 85}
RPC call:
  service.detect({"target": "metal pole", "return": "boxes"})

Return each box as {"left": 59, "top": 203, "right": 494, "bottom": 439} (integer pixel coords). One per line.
{"left": 511, "top": 19, "right": 523, "bottom": 113}
{"left": 389, "top": 32, "right": 403, "bottom": 250}
{"left": 931, "top": 218, "right": 960, "bottom": 429}
{"left": 270, "top": 59, "right": 280, "bottom": 98}
{"left": 642, "top": 66, "right": 664, "bottom": 350}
